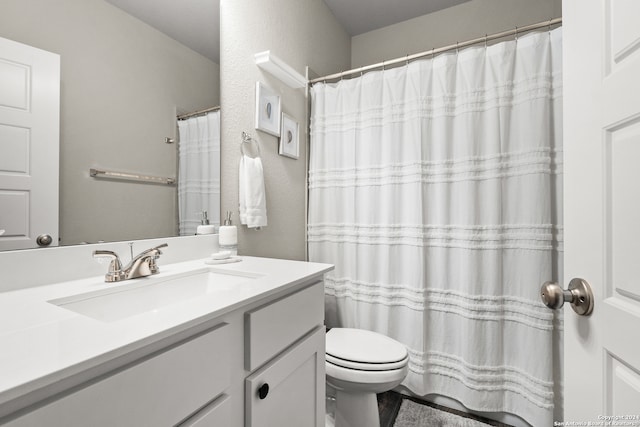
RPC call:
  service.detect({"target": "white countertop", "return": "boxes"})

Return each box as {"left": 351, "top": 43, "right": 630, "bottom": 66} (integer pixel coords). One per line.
{"left": 0, "top": 256, "right": 333, "bottom": 413}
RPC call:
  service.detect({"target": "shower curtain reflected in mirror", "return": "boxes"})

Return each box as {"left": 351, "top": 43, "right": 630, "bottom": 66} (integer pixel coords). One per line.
{"left": 177, "top": 111, "right": 221, "bottom": 235}
{"left": 309, "top": 28, "right": 563, "bottom": 427}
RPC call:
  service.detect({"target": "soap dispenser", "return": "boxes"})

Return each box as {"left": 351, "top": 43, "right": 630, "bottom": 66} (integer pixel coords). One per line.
{"left": 218, "top": 211, "right": 238, "bottom": 255}
{"left": 196, "top": 211, "right": 216, "bottom": 235}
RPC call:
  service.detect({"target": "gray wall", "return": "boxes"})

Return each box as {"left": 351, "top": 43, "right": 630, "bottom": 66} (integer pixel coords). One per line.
{"left": 0, "top": 0, "right": 220, "bottom": 246}
{"left": 351, "top": 0, "right": 562, "bottom": 67}
{"left": 220, "top": 0, "right": 350, "bottom": 260}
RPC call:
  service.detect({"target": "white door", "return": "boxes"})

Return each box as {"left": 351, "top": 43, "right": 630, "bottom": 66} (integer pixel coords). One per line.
{"left": 0, "top": 36, "right": 59, "bottom": 250}
{"left": 563, "top": 0, "right": 640, "bottom": 421}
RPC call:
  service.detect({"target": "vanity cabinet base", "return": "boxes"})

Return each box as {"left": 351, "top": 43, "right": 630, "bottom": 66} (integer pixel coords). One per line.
{"left": 1, "top": 279, "right": 327, "bottom": 427}
{"left": 3, "top": 323, "right": 230, "bottom": 427}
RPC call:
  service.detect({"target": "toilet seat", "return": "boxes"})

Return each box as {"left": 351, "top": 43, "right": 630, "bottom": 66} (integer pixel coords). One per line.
{"left": 326, "top": 358, "right": 408, "bottom": 385}
{"left": 326, "top": 353, "right": 408, "bottom": 371}
{"left": 325, "top": 328, "right": 409, "bottom": 372}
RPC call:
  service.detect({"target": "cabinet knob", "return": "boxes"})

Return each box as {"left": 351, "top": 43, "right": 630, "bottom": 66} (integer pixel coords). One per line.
{"left": 258, "top": 383, "right": 269, "bottom": 400}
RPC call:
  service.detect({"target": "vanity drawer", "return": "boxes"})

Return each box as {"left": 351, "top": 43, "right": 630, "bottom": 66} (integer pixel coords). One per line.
{"left": 6, "top": 322, "right": 231, "bottom": 427}
{"left": 245, "top": 281, "right": 324, "bottom": 371}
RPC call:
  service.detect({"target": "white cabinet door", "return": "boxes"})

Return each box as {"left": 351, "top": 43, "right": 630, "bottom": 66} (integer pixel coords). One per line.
{"left": 245, "top": 327, "right": 325, "bottom": 427}
{"left": 0, "top": 36, "right": 59, "bottom": 250}
{"left": 564, "top": 0, "right": 640, "bottom": 421}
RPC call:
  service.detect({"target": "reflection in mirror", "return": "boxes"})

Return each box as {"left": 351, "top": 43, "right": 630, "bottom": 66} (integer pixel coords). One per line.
{"left": 0, "top": 0, "right": 220, "bottom": 250}
{"left": 177, "top": 108, "right": 221, "bottom": 236}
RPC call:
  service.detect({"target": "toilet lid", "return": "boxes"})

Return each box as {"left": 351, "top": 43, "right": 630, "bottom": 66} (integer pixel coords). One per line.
{"left": 326, "top": 328, "right": 408, "bottom": 365}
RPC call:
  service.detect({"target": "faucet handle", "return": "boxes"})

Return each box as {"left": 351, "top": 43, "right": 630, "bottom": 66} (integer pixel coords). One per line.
{"left": 137, "top": 243, "right": 168, "bottom": 259}
{"left": 93, "top": 250, "right": 124, "bottom": 282}
{"left": 147, "top": 243, "right": 168, "bottom": 274}
{"left": 152, "top": 243, "right": 168, "bottom": 252}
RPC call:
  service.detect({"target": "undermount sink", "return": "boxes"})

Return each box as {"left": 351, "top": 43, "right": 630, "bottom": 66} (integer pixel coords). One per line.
{"left": 48, "top": 268, "right": 263, "bottom": 322}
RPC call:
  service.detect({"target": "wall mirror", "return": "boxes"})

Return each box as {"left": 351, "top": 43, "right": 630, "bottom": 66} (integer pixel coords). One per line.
{"left": 0, "top": 0, "right": 220, "bottom": 251}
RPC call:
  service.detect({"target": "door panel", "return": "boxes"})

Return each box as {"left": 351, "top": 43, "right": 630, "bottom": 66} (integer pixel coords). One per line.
{"left": 607, "top": 355, "right": 640, "bottom": 414}
{"left": 564, "top": 0, "right": 640, "bottom": 421}
{"left": 605, "top": 0, "right": 640, "bottom": 72}
{"left": 0, "top": 36, "right": 59, "bottom": 250}
{"left": 0, "top": 190, "right": 29, "bottom": 237}
{"left": 0, "top": 57, "right": 30, "bottom": 110}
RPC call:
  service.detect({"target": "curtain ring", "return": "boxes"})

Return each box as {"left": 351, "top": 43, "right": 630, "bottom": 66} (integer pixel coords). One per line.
{"left": 406, "top": 54, "right": 410, "bottom": 66}
{"left": 456, "top": 41, "right": 459, "bottom": 54}
{"left": 515, "top": 26, "right": 518, "bottom": 41}
{"left": 340, "top": 71, "right": 344, "bottom": 81}
{"left": 382, "top": 60, "right": 386, "bottom": 71}
{"left": 484, "top": 34, "right": 488, "bottom": 48}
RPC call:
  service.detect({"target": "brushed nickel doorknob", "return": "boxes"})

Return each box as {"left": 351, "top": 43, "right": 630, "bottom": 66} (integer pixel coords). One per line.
{"left": 541, "top": 278, "right": 594, "bottom": 316}
{"left": 36, "top": 234, "right": 53, "bottom": 247}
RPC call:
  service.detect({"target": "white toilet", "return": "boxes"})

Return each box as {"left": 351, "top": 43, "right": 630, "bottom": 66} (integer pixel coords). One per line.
{"left": 325, "top": 328, "right": 409, "bottom": 427}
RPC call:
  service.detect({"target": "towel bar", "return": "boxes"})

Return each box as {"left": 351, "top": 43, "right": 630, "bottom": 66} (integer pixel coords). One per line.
{"left": 90, "top": 168, "right": 176, "bottom": 185}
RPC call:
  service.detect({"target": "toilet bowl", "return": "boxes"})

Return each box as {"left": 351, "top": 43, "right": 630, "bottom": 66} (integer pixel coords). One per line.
{"left": 325, "top": 328, "right": 408, "bottom": 427}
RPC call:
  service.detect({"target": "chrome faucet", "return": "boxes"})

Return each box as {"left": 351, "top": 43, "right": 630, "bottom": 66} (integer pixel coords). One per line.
{"left": 93, "top": 243, "right": 168, "bottom": 282}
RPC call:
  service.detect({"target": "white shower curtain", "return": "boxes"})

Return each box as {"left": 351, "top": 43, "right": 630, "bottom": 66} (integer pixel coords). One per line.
{"left": 309, "top": 28, "right": 563, "bottom": 427}
{"left": 177, "top": 111, "right": 221, "bottom": 235}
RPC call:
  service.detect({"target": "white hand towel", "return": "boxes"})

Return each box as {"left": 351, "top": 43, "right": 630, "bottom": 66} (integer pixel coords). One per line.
{"left": 239, "top": 154, "right": 267, "bottom": 228}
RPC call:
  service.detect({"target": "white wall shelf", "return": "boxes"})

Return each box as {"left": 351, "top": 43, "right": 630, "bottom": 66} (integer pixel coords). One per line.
{"left": 254, "top": 51, "right": 307, "bottom": 89}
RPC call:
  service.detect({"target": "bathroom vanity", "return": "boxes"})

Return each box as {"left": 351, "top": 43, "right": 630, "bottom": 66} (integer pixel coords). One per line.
{"left": 0, "top": 241, "right": 332, "bottom": 426}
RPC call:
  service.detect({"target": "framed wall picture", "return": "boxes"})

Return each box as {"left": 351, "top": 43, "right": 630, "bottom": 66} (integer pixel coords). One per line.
{"left": 279, "top": 113, "right": 299, "bottom": 159}
{"left": 255, "top": 82, "right": 281, "bottom": 136}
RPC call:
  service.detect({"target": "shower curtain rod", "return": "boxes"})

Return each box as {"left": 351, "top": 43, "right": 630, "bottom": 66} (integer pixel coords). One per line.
{"left": 177, "top": 105, "right": 220, "bottom": 120}
{"left": 309, "top": 17, "right": 562, "bottom": 84}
